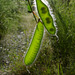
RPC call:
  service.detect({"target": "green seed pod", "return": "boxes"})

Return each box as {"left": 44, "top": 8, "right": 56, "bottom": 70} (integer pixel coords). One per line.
{"left": 36, "top": 0, "right": 56, "bottom": 34}
{"left": 24, "top": 21, "right": 44, "bottom": 66}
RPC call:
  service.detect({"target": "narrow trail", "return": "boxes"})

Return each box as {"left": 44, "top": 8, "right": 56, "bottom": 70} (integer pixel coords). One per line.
{"left": 0, "top": 13, "right": 36, "bottom": 74}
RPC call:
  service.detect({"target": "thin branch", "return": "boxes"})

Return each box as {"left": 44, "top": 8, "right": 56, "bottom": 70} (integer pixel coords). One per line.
{"left": 28, "top": 0, "right": 37, "bottom": 22}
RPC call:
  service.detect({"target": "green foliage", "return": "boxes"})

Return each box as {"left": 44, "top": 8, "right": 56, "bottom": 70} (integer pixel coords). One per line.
{"left": 0, "top": 0, "right": 75, "bottom": 75}
{"left": 27, "top": 4, "right": 32, "bottom": 12}
{"left": 48, "top": 0, "right": 75, "bottom": 74}
{"left": 0, "top": 0, "right": 26, "bottom": 40}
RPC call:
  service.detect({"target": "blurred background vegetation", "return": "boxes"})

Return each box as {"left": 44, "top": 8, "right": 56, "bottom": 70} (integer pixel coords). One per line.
{"left": 0, "top": 0, "right": 75, "bottom": 75}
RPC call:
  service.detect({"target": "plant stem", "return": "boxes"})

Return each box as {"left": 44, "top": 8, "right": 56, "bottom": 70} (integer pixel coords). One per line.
{"left": 60, "top": 64, "right": 63, "bottom": 75}
{"left": 58, "top": 63, "right": 60, "bottom": 75}
{"left": 28, "top": 0, "right": 37, "bottom": 22}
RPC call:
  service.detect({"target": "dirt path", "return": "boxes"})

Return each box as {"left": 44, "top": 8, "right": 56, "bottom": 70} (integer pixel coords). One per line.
{"left": 0, "top": 13, "right": 37, "bottom": 74}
